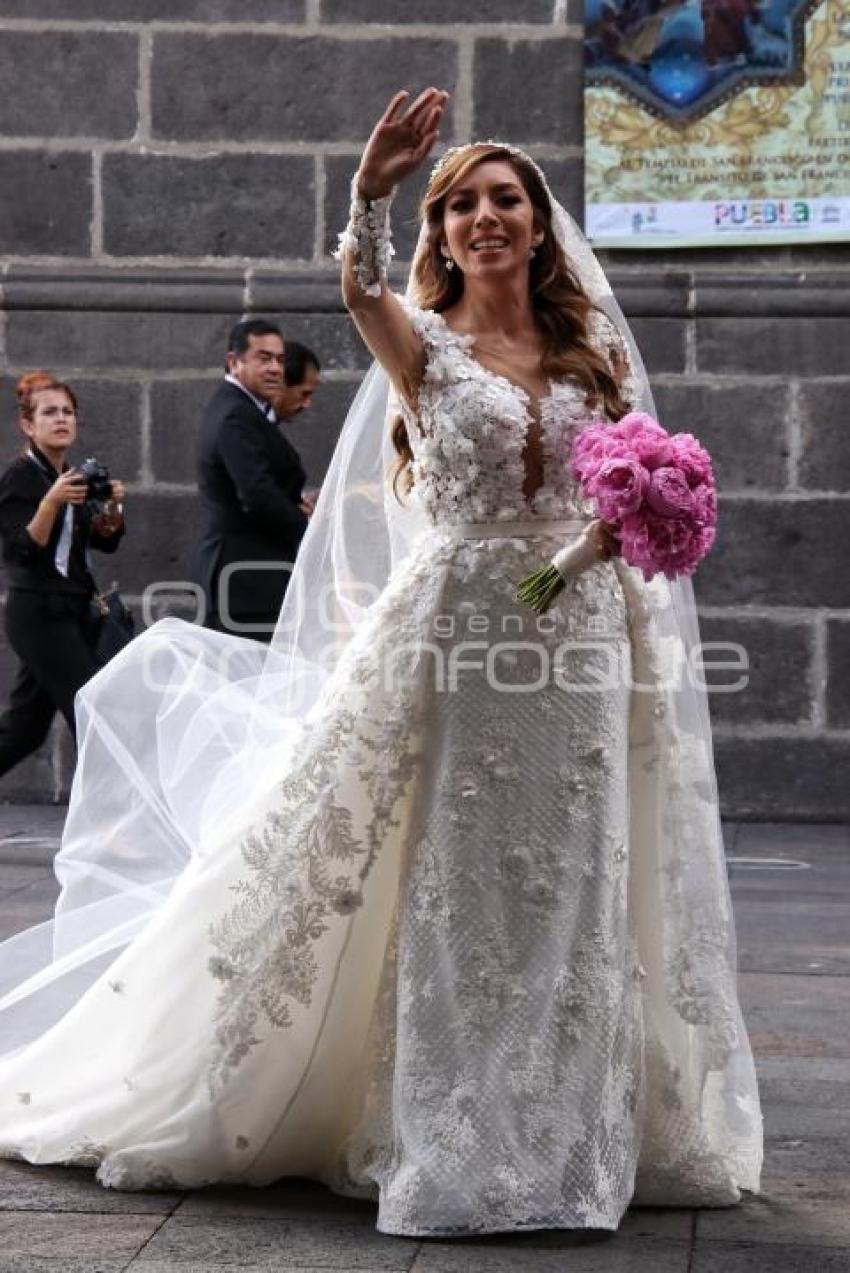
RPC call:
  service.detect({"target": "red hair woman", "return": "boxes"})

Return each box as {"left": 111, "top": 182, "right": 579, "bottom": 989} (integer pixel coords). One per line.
{"left": 0, "top": 373, "right": 127, "bottom": 776}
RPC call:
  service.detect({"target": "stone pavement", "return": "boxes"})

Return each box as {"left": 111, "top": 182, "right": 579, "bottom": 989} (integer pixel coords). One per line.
{"left": 0, "top": 806, "right": 847, "bottom": 1273}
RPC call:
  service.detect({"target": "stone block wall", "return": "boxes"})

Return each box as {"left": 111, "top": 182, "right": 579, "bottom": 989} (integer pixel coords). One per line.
{"left": 0, "top": 2, "right": 848, "bottom": 818}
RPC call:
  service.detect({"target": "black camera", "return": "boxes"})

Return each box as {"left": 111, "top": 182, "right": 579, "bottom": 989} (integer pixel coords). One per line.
{"left": 77, "top": 457, "right": 114, "bottom": 513}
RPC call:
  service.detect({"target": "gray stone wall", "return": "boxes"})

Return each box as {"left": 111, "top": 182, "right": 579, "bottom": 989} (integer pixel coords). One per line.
{"left": 0, "top": 2, "right": 848, "bottom": 818}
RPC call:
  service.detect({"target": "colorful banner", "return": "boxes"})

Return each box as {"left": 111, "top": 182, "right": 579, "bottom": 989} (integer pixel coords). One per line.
{"left": 584, "top": 0, "right": 850, "bottom": 246}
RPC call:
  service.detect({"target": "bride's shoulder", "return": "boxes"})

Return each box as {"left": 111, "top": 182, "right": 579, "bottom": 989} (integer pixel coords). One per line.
{"left": 395, "top": 295, "right": 472, "bottom": 355}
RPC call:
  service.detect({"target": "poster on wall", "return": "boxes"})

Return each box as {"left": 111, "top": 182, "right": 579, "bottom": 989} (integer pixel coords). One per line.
{"left": 584, "top": 0, "right": 850, "bottom": 246}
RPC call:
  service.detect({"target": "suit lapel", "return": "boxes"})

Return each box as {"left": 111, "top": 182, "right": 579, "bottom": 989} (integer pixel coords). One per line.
{"left": 218, "top": 380, "right": 305, "bottom": 487}
{"left": 221, "top": 379, "right": 269, "bottom": 427}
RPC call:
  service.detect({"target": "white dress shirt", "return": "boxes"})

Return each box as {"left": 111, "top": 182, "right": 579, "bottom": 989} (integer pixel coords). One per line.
{"left": 224, "top": 373, "right": 278, "bottom": 424}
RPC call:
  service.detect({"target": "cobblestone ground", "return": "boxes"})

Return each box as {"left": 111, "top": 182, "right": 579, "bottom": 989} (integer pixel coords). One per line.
{"left": 0, "top": 806, "right": 847, "bottom": 1272}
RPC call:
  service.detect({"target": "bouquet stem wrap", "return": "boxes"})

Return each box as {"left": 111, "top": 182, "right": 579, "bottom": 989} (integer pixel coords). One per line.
{"left": 516, "top": 526, "right": 602, "bottom": 614}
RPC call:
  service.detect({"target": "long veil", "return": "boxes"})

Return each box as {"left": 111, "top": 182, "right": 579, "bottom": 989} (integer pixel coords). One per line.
{"left": 0, "top": 152, "right": 763, "bottom": 1197}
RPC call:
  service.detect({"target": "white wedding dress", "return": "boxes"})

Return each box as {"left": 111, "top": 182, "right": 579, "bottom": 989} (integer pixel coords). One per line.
{"left": 0, "top": 298, "right": 762, "bottom": 1236}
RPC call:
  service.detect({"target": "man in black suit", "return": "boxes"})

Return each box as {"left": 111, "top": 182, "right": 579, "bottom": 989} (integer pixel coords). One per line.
{"left": 193, "top": 319, "right": 312, "bottom": 640}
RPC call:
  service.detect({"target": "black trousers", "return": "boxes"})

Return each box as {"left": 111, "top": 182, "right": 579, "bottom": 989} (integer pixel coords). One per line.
{"left": 204, "top": 610, "right": 276, "bottom": 645}
{"left": 0, "top": 590, "right": 100, "bottom": 777}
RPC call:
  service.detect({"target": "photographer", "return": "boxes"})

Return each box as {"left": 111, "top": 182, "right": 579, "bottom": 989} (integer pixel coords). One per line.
{"left": 0, "top": 373, "right": 127, "bottom": 776}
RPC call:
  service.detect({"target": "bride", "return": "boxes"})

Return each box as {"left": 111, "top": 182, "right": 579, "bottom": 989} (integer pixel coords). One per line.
{"left": 0, "top": 88, "right": 762, "bottom": 1236}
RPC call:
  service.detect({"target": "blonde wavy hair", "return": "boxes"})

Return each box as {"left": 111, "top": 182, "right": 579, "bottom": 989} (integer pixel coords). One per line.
{"left": 391, "top": 143, "right": 629, "bottom": 498}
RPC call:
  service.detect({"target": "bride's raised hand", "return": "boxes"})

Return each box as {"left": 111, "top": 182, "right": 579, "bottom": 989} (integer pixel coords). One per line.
{"left": 356, "top": 88, "right": 449, "bottom": 201}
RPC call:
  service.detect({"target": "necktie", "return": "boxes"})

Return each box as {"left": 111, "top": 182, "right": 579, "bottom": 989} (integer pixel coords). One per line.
{"left": 27, "top": 450, "right": 73, "bottom": 577}
{"left": 54, "top": 505, "right": 73, "bottom": 578}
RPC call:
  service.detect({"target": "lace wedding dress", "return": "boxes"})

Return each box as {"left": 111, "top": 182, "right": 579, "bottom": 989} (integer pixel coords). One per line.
{"left": 0, "top": 297, "right": 762, "bottom": 1236}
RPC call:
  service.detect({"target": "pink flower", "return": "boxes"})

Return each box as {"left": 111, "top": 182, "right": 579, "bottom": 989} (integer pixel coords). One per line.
{"left": 692, "top": 482, "right": 717, "bottom": 526}
{"left": 670, "top": 433, "right": 714, "bottom": 488}
{"left": 569, "top": 412, "right": 718, "bottom": 582}
{"left": 697, "top": 521, "right": 717, "bottom": 557}
{"left": 570, "top": 424, "right": 630, "bottom": 484}
{"left": 620, "top": 512, "right": 706, "bottom": 580}
{"left": 646, "top": 466, "right": 695, "bottom": 518}
{"left": 588, "top": 456, "right": 649, "bottom": 521}
{"left": 610, "top": 412, "right": 667, "bottom": 443}
{"left": 611, "top": 413, "right": 675, "bottom": 471}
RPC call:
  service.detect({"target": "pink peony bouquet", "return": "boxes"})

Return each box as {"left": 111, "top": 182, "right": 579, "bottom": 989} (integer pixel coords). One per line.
{"left": 516, "top": 412, "right": 717, "bottom": 613}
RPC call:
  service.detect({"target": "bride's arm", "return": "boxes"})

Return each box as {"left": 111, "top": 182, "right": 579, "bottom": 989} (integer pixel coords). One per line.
{"left": 338, "top": 88, "right": 448, "bottom": 406}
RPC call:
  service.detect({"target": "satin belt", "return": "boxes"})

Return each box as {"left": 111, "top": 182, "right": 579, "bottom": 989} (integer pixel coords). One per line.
{"left": 443, "top": 519, "right": 587, "bottom": 540}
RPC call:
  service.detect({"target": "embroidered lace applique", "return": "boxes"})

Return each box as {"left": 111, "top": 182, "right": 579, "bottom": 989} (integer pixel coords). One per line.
{"left": 65, "top": 1138, "right": 110, "bottom": 1169}
{"left": 206, "top": 554, "right": 439, "bottom": 1090}
{"left": 334, "top": 177, "right": 396, "bottom": 298}
{"left": 396, "top": 296, "right": 635, "bottom": 530}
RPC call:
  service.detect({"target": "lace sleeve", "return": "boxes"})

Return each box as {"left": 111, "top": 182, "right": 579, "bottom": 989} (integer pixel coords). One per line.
{"left": 334, "top": 176, "right": 396, "bottom": 299}
{"left": 588, "top": 309, "right": 639, "bottom": 409}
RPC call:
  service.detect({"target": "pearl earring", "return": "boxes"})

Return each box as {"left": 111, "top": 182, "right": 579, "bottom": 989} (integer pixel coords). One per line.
{"left": 443, "top": 254, "right": 455, "bottom": 271}
{"left": 529, "top": 246, "right": 537, "bottom": 259}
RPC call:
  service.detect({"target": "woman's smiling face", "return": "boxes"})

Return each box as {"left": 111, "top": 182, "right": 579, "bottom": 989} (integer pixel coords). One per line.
{"left": 441, "top": 159, "right": 544, "bottom": 282}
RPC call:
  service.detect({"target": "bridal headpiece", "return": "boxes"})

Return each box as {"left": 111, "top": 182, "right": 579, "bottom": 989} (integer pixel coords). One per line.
{"left": 427, "top": 141, "right": 550, "bottom": 193}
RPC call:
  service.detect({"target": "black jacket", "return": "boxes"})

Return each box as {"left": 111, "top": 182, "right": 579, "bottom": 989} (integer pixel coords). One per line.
{"left": 192, "top": 380, "right": 308, "bottom": 622}
{"left": 0, "top": 448, "right": 124, "bottom": 599}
